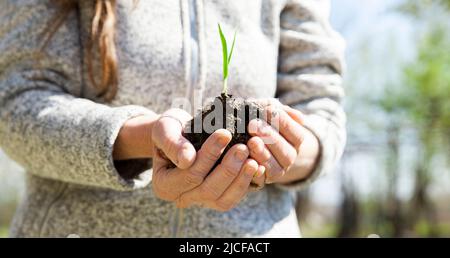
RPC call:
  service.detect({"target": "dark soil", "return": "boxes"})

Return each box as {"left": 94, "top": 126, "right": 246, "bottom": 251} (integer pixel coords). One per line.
{"left": 183, "top": 93, "right": 264, "bottom": 172}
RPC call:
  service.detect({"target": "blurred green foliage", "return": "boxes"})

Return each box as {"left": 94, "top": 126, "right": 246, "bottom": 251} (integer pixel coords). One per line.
{"left": 335, "top": 0, "right": 450, "bottom": 237}
{"left": 0, "top": 227, "right": 7, "bottom": 238}
{"left": 398, "top": 0, "right": 450, "bottom": 15}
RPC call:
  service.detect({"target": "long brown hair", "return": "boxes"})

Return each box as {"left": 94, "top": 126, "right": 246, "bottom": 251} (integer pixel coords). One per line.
{"left": 42, "top": 0, "right": 122, "bottom": 101}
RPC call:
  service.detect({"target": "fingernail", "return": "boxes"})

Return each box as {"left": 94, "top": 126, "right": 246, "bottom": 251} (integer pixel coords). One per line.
{"left": 248, "top": 120, "right": 258, "bottom": 134}
{"left": 248, "top": 139, "right": 258, "bottom": 150}
{"left": 254, "top": 166, "right": 266, "bottom": 178}
{"left": 244, "top": 165, "right": 255, "bottom": 175}
{"left": 259, "top": 166, "right": 266, "bottom": 176}
{"left": 234, "top": 150, "right": 247, "bottom": 162}
{"left": 215, "top": 135, "right": 229, "bottom": 147}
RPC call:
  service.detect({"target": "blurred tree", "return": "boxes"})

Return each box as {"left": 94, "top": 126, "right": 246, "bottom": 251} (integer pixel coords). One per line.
{"left": 297, "top": 0, "right": 450, "bottom": 237}
{"left": 363, "top": 0, "right": 450, "bottom": 237}
{"left": 398, "top": 0, "right": 450, "bottom": 15}
{"left": 351, "top": 0, "right": 450, "bottom": 237}
{"left": 337, "top": 159, "right": 360, "bottom": 237}
{"left": 380, "top": 22, "right": 450, "bottom": 236}
{"left": 402, "top": 25, "right": 450, "bottom": 236}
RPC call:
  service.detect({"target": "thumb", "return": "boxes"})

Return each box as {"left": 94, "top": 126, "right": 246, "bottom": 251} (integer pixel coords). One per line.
{"left": 152, "top": 115, "right": 196, "bottom": 169}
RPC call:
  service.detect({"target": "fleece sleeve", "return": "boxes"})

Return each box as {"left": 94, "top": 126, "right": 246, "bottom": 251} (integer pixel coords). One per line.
{"left": 276, "top": 0, "right": 347, "bottom": 190}
{"left": 0, "top": 0, "right": 153, "bottom": 191}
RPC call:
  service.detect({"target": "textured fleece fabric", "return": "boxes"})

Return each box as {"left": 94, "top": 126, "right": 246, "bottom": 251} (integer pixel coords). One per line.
{"left": 0, "top": 0, "right": 346, "bottom": 237}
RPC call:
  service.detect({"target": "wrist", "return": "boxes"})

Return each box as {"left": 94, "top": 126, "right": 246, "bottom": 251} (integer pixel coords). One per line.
{"left": 113, "top": 112, "right": 160, "bottom": 160}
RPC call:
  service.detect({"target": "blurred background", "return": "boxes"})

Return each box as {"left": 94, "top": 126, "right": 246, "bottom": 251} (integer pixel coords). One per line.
{"left": 0, "top": 0, "right": 449, "bottom": 237}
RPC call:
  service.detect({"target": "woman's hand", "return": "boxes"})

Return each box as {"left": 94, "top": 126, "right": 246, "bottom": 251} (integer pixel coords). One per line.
{"left": 113, "top": 111, "right": 159, "bottom": 160}
{"left": 152, "top": 128, "right": 265, "bottom": 212}
{"left": 248, "top": 104, "right": 320, "bottom": 185}
{"left": 151, "top": 108, "right": 197, "bottom": 169}
{"left": 113, "top": 108, "right": 197, "bottom": 165}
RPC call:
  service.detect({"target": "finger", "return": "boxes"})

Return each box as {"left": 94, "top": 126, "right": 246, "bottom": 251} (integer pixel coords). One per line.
{"left": 152, "top": 116, "right": 196, "bottom": 169}
{"left": 266, "top": 106, "right": 304, "bottom": 149}
{"left": 213, "top": 159, "right": 259, "bottom": 212}
{"left": 197, "top": 144, "right": 249, "bottom": 201}
{"left": 250, "top": 165, "right": 266, "bottom": 190}
{"left": 247, "top": 136, "right": 285, "bottom": 184}
{"left": 283, "top": 105, "right": 305, "bottom": 125}
{"left": 177, "top": 144, "right": 249, "bottom": 209}
{"left": 248, "top": 119, "right": 297, "bottom": 171}
{"left": 154, "top": 130, "right": 231, "bottom": 201}
{"left": 152, "top": 146, "right": 179, "bottom": 201}
{"left": 184, "top": 129, "right": 232, "bottom": 187}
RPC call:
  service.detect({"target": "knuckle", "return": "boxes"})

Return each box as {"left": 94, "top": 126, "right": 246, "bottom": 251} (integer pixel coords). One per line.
{"left": 221, "top": 163, "right": 240, "bottom": 179}
{"left": 202, "top": 147, "right": 222, "bottom": 163}
{"left": 199, "top": 184, "right": 221, "bottom": 201}
{"left": 184, "top": 171, "right": 204, "bottom": 187}
{"left": 267, "top": 167, "right": 285, "bottom": 183}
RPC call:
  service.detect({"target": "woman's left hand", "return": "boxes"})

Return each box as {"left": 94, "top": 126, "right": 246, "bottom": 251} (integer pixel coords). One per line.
{"left": 248, "top": 104, "right": 318, "bottom": 185}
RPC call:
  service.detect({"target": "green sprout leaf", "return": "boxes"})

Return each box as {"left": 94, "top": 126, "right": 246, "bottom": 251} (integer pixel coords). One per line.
{"left": 228, "top": 30, "right": 237, "bottom": 65}
{"left": 218, "top": 24, "right": 237, "bottom": 96}
{"left": 218, "top": 24, "right": 228, "bottom": 81}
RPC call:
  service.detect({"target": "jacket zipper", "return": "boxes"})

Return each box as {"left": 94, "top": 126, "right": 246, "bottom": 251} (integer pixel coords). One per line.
{"left": 39, "top": 183, "right": 68, "bottom": 237}
{"left": 186, "top": 0, "right": 199, "bottom": 106}
{"left": 172, "top": 0, "right": 199, "bottom": 238}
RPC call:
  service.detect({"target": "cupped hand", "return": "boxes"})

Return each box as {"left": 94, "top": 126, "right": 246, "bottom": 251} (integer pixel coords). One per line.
{"left": 152, "top": 128, "right": 265, "bottom": 212}
{"left": 248, "top": 104, "right": 306, "bottom": 184}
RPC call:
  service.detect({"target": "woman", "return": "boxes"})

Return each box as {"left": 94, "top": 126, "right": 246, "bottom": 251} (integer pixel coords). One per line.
{"left": 0, "top": 0, "right": 345, "bottom": 237}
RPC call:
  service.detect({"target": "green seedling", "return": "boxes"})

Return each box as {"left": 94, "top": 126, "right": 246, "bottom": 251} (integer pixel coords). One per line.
{"left": 184, "top": 23, "right": 263, "bottom": 177}
{"left": 218, "top": 24, "right": 237, "bottom": 96}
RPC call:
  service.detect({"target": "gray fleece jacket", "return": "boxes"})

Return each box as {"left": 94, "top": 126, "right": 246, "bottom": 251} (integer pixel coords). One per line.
{"left": 0, "top": 0, "right": 346, "bottom": 237}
